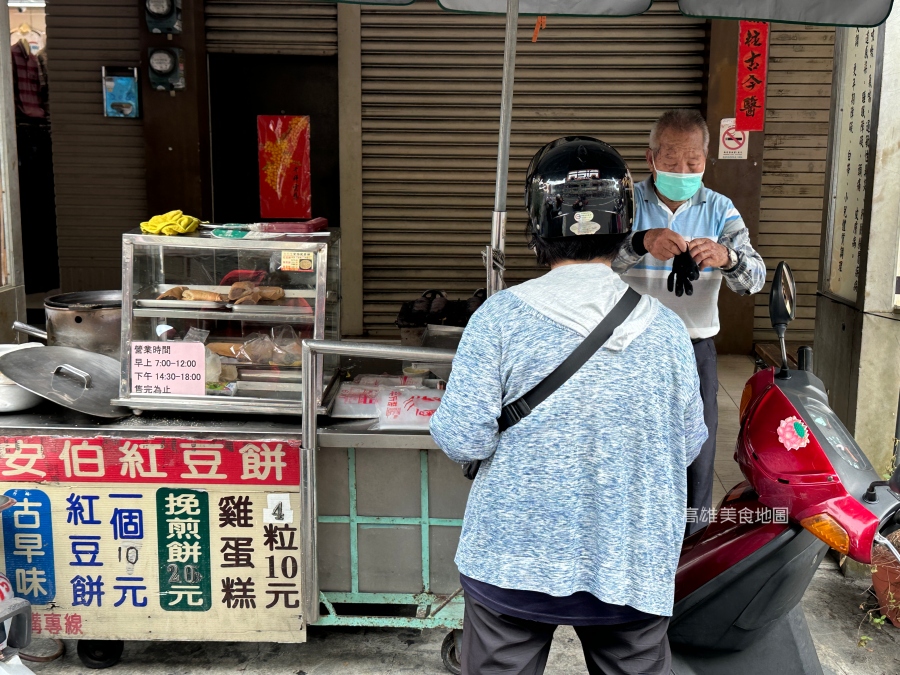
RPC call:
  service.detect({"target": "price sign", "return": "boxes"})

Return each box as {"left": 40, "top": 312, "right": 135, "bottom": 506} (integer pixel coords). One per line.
{"left": 131, "top": 341, "right": 206, "bottom": 396}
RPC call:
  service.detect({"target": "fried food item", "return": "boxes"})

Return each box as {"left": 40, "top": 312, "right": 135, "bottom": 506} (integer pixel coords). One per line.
{"left": 258, "top": 286, "right": 285, "bottom": 302}
{"left": 182, "top": 290, "right": 224, "bottom": 302}
{"left": 207, "top": 342, "right": 243, "bottom": 359}
{"left": 228, "top": 281, "right": 256, "bottom": 301}
{"left": 157, "top": 286, "right": 186, "bottom": 300}
{"left": 234, "top": 291, "right": 261, "bottom": 305}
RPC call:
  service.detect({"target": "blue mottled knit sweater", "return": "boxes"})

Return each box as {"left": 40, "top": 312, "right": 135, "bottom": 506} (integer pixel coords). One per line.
{"left": 430, "top": 262, "right": 707, "bottom": 617}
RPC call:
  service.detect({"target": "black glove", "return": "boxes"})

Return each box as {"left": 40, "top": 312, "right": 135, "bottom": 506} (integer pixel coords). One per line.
{"left": 667, "top": 250, "right": 700, "bottom": 297}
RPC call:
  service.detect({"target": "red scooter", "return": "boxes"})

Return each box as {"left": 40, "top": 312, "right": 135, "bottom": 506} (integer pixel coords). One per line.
{"left": 669, "top": 262, "right": 900, "bottom": 674}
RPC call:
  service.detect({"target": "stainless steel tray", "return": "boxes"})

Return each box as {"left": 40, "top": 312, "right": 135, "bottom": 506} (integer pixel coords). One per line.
{"left": 227, "top": 303, "right": 314, "bottom": 315}
{"left": 236, "top": 380, "right": 304, "bottom": 393}
{"left": 136, "top": 298, "right": 228, "bottom": 310}
{"left": 240, "top": 367, "right": 303, "bottom": 383}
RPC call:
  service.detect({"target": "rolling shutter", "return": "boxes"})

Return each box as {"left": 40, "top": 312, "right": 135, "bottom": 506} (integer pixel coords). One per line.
{"left": 360, "top": 1, "right": 707, "bottom": 336}
{"left": 205, "top": 0, "right": 338, "bottom": 56}
{"left": 46, "top": 0, "right": 148, "bottom": 291}
{"left": 756, "top": 24, "right": 835, "bottom": 344}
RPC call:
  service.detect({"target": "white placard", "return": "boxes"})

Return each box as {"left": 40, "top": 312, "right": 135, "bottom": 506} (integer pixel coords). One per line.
{"left": 718, "top": 118, "right": 748, "bottom": 159}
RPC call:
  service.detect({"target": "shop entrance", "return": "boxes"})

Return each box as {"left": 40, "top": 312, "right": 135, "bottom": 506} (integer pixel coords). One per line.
{"left": 207, "top": 53, "right": 340, "bottom": 226}
{"left": 8, "top": 0, "right": 59, "bottom": 320}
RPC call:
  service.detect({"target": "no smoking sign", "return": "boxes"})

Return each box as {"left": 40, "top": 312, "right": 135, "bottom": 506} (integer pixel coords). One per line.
{"left": 718, "top": 118, "right": 748, "bottom": 160}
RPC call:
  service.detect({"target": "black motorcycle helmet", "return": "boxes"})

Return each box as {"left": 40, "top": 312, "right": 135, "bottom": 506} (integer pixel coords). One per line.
{"left": 525, "top": 137, "right": 634, "bottom": 239}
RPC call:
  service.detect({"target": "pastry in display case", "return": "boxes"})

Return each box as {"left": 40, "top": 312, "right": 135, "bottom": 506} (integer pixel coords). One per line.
{"left": 114, "top": 228, "right": 340, "bottom": 415}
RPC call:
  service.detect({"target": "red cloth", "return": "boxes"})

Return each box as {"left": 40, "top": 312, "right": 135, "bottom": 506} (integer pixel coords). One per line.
{"left": 11, "top": 41, "right": 45, "bottom": 118}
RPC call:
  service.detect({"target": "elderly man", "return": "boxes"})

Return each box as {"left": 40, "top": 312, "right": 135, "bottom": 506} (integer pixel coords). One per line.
{"left": 614, "top": 109, "right": 765, "bottom": 535}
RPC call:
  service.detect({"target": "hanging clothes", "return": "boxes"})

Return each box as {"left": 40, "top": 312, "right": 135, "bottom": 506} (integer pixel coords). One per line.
{"left": 9, "top": 24, "right": 45, "bottom": 55}
{"left": 10, "top": 40, "right": 45, "bottom": 119}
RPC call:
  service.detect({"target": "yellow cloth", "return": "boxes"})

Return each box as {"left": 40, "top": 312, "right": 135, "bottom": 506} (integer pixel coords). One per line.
{"left": 140, "top": 210, "right": 201, "bottom": 236}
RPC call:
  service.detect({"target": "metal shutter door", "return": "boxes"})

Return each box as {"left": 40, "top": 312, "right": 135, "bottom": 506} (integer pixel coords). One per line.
{"left": 46, "top": 0, "right": 148, "bottom": 291}
{"left": 360, "top": 1, "right": 707, "bottom": 336}
{"left": 756, "top": 24, "right": 835, "bottom": 343}
{"left": 205, "top": 0, "right": 337, "bottom": 56}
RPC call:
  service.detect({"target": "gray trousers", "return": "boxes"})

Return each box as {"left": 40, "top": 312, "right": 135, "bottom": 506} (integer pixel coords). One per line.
{"left": 461, "top": 597, "right": 671, "bottom": 675}
{"left": 687, "top": 337, "right": 718, "bottom": 537}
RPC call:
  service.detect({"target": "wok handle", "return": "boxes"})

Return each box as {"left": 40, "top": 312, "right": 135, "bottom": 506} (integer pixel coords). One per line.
{"left": 53, "top": 364, "right": 92, "bottom": 389}
{"left": 12, "top": 321, "right": 48, "bottom": 341}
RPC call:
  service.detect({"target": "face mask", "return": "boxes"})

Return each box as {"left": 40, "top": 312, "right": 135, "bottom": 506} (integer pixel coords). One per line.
{"left": 652, "top": 157, "right": 704, "bottom": 202}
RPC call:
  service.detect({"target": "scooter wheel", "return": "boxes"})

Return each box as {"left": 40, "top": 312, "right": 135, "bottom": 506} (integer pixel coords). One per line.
{"left": 77, "top": 640, "right": 125, "bottom": 669}
{"left": 441, "top": 631, "right": 461, "bottom": 675}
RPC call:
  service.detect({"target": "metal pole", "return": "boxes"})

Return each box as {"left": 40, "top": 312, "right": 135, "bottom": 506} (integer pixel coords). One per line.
{"left": 485, "top": 0, "right": 520, "bottom": 296}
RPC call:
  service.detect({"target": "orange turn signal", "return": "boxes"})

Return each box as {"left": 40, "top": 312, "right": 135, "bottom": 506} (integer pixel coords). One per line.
{"left": 739, "top": 383, "right": 753, "bottom": 420}
{"left": 800, "top": 514, "right": 850, "bottom": 555}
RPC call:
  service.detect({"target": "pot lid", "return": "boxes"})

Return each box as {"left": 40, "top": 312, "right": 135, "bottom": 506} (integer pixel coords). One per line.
{"left": 44, "top": 290, "right": 122, "bottom": 310}
{"left": 0, "top": 346, "right": 131, "bottom": 419}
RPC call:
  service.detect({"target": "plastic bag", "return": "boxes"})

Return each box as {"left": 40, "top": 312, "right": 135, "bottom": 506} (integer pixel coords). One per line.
{"left": 331, "top": 383, "right": 382, "bottom": 419}
{"left": 271, "top": 325, "right": 303, "bottom": 366}
{"left": 204, "top": 346, "right": 222, "bottom": 384}
{"left": 239, "top": 333, "right": 277, "bottom": 364}
{"left": 373, "top": 388, "right": 444, "bottom": 430}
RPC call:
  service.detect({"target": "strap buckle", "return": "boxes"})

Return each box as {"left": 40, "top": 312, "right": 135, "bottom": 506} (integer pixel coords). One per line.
{"left": 500, "top": 398, "right": 532, "bottom": 431}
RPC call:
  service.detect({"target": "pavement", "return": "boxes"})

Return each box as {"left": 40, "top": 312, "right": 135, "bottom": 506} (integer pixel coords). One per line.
{"left": 19, "top": 356, "right": 900, "bottom": 674}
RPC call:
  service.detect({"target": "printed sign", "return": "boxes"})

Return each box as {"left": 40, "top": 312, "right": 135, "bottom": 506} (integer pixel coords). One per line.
{"left": 0, "top": 435, "right": 304, "bottom": 642}
{"left": 827, "top": 28, "right": 879, "bottom": 302}
{"left": 718, "top": 118, "right": 748, "bottom": 160}
{"left": 280, "top": 251, "right": 315, "bottom": 273}
{"left": 735, "top": 21, "right": 769, "bottom": 132}
{"left": 131, "top": 342, "right": 205, "bottom": 396}
{"left": 258, "top": 115, "right": 311, "bottom": 219}
{"left": 2, "top": 489, "right": 56, "bottom": 604}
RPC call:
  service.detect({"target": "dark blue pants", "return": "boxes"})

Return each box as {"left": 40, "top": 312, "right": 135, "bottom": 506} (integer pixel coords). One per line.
{"left": 687, "top": 337, "right": 718, "bottom": 537}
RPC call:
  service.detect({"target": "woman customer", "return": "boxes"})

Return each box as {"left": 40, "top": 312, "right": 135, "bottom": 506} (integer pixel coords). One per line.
{"left": 430, "top": 137, "right": 707, "bottom": 675}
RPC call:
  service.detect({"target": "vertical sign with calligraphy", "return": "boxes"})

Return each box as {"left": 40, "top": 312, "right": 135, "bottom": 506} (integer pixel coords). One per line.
{"left": 735, "top": 21, "right": 769, "bottom": 132}
{"left": 827, "top": 28, "right": 879, "bottom": 302}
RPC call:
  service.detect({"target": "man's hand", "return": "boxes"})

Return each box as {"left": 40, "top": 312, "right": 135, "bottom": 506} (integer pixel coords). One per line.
{"left": 644, "top": 228, "right": 688, "bottom": 261}
{"left": 688, "top": 238, "right": 730, "bottom": 269}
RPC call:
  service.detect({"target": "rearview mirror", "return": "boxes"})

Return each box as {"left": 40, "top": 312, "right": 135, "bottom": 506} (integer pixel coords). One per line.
{"left": 769, "top": 261, "right": 796, "bottom": 329}
{"left": 769, "top": 261, "right": 796, "bottom": 378}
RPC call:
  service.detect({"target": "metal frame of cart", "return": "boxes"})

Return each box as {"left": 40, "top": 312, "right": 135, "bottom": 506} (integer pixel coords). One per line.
{"left": 301, "top": 340, "right": 461, "bottom": 636}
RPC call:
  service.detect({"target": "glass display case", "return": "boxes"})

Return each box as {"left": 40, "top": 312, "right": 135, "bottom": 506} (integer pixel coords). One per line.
{"left": 114, "top": 228, "right": 340, "bottom": 415}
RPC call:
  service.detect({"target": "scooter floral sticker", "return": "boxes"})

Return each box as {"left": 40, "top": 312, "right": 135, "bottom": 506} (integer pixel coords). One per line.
{"left": 778, "top": 416, "right": 811, "bottom": 451}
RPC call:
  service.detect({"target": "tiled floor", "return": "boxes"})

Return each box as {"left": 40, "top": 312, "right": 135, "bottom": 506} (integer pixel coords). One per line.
{"left": 712, "top": 355, "right": 756, "bottom": 505}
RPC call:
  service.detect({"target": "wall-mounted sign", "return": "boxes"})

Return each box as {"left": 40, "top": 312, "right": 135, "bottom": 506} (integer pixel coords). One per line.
{"left": 102, "top": 67, "right": 140, "bottom": 119}
{"left": 735, "top": 21, "right": 769, "bottom": 132}
{"left": 718, "top": 118, "right": 748, "bottom": 160}
{"left": 825, "top": 27, "right": 880, "bottom": 303}
{"left": 258, "top": 116, "right": 312, "bottom": 219}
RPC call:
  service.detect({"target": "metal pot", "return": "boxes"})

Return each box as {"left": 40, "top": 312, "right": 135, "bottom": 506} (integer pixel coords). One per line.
{"left": 13, "top": 290, "right": 122, "bottom": 358}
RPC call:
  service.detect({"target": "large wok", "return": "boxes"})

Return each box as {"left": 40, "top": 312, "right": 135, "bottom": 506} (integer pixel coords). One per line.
{"left": 13, "top": 290, "right": 121, "bottom": 358}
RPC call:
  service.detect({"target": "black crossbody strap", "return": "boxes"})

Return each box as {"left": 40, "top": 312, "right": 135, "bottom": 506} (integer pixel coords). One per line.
{"left": 497, "top": 287, "right": 642, "bottom": 432}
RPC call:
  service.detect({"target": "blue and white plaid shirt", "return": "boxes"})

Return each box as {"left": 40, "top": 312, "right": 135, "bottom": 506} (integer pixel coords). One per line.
{"left": 614, "top": 177, "right": 766, "bottom": 340}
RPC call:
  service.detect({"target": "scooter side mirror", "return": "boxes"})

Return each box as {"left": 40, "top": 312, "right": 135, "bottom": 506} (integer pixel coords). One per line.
{"left": 769, "top": 261, "right": 796, "bottom": 378}
{"left": 769, "top": 261, "right": 796, "bottom": 329}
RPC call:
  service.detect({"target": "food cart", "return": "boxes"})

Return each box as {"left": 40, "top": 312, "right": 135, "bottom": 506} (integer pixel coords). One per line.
{"left": 0, "top": 227, "right": 470, "bottom": 672}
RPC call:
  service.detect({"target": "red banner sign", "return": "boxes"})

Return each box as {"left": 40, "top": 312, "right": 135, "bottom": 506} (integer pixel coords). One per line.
{"left": 0, "top": 436, "right": 300, "bottom": 485}
{"left": 735, "top": 21, "right": 769, "bottom": 132}
{"left": 257, "top": 115, "right": 311, "bottom": 219}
